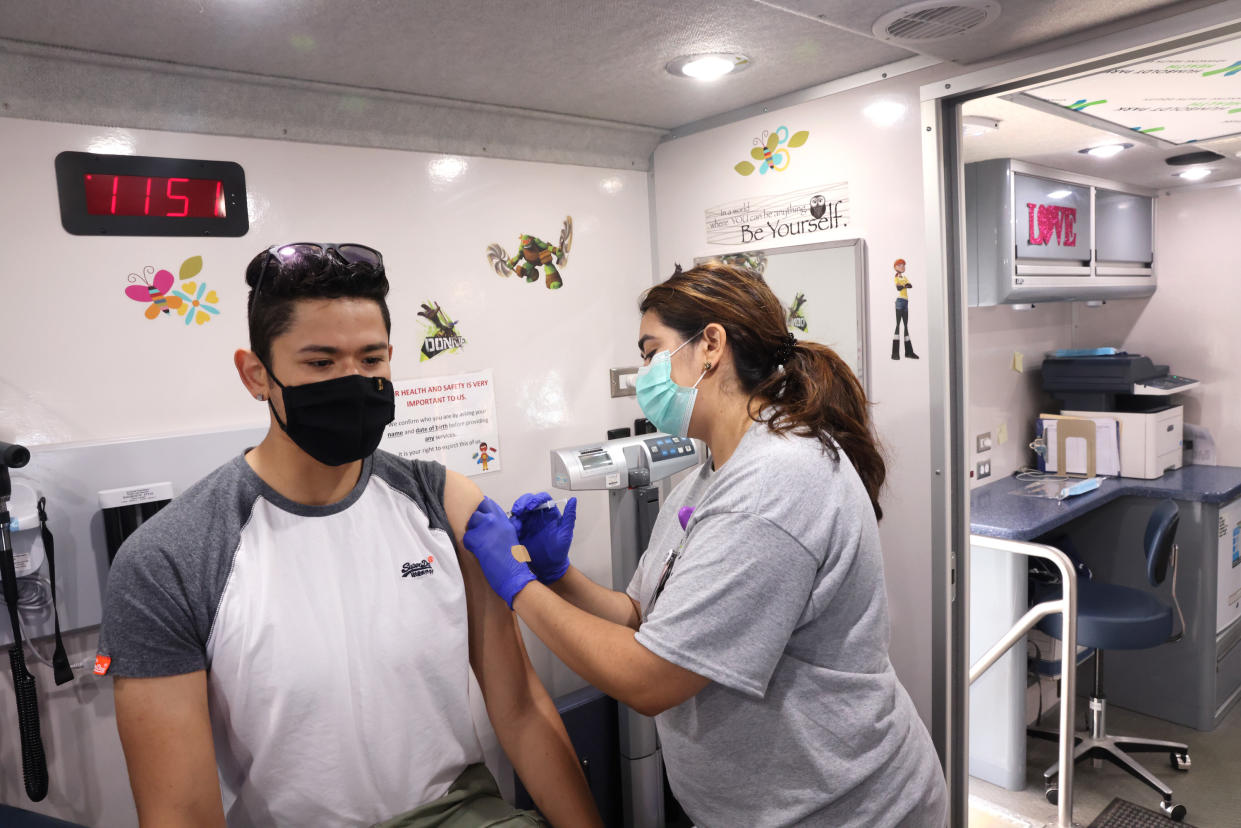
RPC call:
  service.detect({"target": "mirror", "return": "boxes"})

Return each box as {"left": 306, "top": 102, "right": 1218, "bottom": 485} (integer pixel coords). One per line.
{"left": 697, "top": 238, "right": 869, "bottom": 391}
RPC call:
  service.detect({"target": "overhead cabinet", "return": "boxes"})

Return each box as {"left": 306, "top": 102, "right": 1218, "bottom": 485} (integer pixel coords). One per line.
{"left": 966, "top": 159, "right": 1155, "bottom": 306}
{"left": 1095, "top": 187, "right": 1154, "bottom": 271}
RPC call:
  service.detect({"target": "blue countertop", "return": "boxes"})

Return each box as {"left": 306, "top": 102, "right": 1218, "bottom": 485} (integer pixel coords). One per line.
{"left": 970, "top": 465, "right": 1241, "bottom": 541}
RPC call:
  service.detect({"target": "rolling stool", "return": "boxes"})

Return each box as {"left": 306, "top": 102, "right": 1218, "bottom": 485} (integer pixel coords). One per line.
{"left": 1028, "top": 500, "right": 1191, "bottom": 821}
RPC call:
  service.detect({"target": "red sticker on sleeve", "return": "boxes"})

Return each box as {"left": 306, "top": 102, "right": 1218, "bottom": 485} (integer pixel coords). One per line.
{"left": 93, "top": 655, "right": 112, "bottom": 676}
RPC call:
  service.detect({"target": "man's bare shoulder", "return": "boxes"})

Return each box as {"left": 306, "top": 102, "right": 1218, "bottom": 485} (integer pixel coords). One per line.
{"left": 441, "top": 470, "right": 484, "bottom": 539}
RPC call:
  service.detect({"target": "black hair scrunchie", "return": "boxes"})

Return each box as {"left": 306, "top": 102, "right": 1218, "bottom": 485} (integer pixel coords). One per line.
{"left": 773, "top": 332, "right": 797, "bottom": 366}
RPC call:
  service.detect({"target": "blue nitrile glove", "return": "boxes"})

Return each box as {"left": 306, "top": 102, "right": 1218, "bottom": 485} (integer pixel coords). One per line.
{"left": 463, "top": 497, "right": 537, "bottom": 608}
{"left": 510, "top": 492, "right": 578, "bottom": 584}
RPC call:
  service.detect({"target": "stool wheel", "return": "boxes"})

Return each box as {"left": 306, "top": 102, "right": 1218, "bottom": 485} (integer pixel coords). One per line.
{"left": 1044, "top": 781, "right": 1058, "bottom": 805}
{"left": 1170, "top": 751, "right": 1191, "bottom": 771}
{"left": 1159, "top": 799, "right": 1187, "bottom": 821}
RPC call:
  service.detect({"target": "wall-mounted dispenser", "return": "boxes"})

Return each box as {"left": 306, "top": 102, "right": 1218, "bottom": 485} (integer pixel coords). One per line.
{"left": 99, "top": 482, "right": 173, "bottom": 565}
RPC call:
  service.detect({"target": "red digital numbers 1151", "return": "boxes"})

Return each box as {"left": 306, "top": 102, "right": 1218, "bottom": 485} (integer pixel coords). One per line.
{"left": 83, "top": 174, "right": 226, "bottom": 218}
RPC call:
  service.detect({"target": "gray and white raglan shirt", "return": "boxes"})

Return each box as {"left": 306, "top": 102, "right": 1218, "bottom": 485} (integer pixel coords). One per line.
{"left": 628, "top": 424, "right": 948, "bottom": 827}
{"left": 97, "top": 451, "right": 484, "bottom": 827}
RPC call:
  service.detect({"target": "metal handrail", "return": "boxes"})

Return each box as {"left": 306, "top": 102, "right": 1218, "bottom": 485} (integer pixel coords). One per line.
{"left": 968, "top": 535, "right": 1078, "bottom": 828}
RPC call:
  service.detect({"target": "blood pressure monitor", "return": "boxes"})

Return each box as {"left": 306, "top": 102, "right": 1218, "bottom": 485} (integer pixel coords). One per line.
{"left": 551, "top": 433, "right": 702, "bottom": 491}
{"left": 549, "top": 430, "right": 706, "bottom": 828}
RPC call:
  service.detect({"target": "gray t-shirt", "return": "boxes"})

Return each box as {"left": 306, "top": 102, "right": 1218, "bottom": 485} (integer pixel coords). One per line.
{"left": 628, "top": 424, "right": 946, "bottom": 827}
{"left": 97, "top": 452, "right": 484, "bottom": 826}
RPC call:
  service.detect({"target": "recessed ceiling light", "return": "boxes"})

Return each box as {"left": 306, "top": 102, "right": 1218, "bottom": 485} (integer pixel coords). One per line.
{"left": 428, "top": 156, "right": 467, "bottom": 184}
{"left": 863, "top": 100, "right": 906, "bottom": 127}
{"left": 1047, "top": 189, "right": 1072, "bottom": 199}
{"left": 1176, "top": 167, "right": 1212, "bottom": 181}
{"left": 1079, "top": 143, "right": 1133, "bottom": 158}
{"left": 962, "top": 115, "right": 1000, "bottom": 137}
{"left": 666, "top": 53, "right": 751, "bottom": 81}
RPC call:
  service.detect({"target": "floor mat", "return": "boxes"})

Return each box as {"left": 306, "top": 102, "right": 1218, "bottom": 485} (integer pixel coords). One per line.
{"left": 1087, "top": 797, "right": 1195, "bottom": 828}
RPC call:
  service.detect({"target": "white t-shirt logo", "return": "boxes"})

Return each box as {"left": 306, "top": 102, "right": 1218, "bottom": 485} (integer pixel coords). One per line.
{"left": 401, "top": 557, "right": 435, "bottom": 578}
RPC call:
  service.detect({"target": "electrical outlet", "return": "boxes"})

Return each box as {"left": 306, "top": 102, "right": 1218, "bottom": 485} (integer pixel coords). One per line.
{"left": 976, "top": 459, "right": 991, "bottom": 480}
{"left": 976, "top": 432, "right": 992, "bottom": 453}
{"left": 609, "top": 367, "right": 638, "bottom": 397}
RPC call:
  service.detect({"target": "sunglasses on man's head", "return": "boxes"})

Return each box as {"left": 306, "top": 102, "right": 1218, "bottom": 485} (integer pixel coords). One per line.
{"left": 253, "top": 242, "right": 384, "bottom": 297}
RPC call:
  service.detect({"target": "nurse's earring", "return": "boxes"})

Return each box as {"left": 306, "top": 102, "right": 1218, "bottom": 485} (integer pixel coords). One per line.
{"left": 703, "top": 361, "right": 712, "bottom": 371}
{"left": 255, "top": 393, "right": 265, "bottom": 402}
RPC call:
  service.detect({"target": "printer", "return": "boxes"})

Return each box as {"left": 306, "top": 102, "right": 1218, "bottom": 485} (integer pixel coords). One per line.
{"left": 1042, "top": 352, "right": 1199, "bottom": 479}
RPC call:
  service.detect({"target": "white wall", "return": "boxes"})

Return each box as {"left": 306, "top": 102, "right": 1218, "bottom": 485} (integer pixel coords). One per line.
{"left": 1087, "top": 184, "right": 1241, "bottom": 465}
{"left": 967, "top": 303, "right": 1074, "bottom": 485}
{"left": 652, "top": 66, "right": 952, "bottom": 724}
{"left": 0, "top": 116, "right": 653, "bottom": 824}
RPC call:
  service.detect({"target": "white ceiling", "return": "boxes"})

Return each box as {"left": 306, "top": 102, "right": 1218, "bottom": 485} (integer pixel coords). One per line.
{"left": 962, "top": 40, "right": 1241, "bottom": 192}
{"left": 0, "top": 0, "right": 1218, "bottom": 130}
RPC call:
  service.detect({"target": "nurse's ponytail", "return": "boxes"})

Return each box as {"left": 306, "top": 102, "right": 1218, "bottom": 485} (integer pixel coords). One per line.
{"left": 640, "top": 263, "right": 886, "bottom": 520}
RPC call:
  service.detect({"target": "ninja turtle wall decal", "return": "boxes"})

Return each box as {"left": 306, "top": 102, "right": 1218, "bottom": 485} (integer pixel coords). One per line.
{"left": 486, "top": 216, "right": 574, "bottom": 289}
{"left": 417, "top": 301, "right": 467, "bottom": 362}
{"left": 787, "top": 291, "right": 808, "bottom": 333}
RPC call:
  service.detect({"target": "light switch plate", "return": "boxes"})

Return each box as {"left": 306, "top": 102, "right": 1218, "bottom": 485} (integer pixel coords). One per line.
{"left": 976, "top": 432, "right": 992, "bottom": 453}
{"left": 610, "top": 367, "right": 638, "bottom": 397}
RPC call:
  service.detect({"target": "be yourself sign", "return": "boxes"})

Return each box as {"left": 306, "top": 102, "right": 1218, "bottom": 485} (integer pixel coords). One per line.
{"left": 705, "top": 182, "right": 850, "bottom": 246}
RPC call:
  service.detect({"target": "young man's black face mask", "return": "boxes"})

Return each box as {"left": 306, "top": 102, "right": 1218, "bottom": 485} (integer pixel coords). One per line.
{"left": 262, "top": 362, "right": 395, "bottom": 466}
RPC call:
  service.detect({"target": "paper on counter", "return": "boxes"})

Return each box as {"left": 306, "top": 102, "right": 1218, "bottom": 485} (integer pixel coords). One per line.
{"left": 1042, "top": 417, "right": 1120, "bottom": 477}
{"left": 1184, "top": 423, "right": 1217, "bottom": 466}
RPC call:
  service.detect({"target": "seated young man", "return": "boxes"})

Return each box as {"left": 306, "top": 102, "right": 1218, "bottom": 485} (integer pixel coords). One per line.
{"left": 97, "top": 243, "right": 601, "bottom": 827}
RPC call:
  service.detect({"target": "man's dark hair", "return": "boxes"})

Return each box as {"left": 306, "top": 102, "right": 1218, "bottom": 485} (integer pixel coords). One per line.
{"left": 244, "top": 246, "right": 392, "bottom": 365}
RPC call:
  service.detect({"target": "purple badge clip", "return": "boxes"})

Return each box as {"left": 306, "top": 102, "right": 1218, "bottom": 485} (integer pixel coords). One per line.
{"left": 677, "top": 506, "right": 695, "bottom": 531}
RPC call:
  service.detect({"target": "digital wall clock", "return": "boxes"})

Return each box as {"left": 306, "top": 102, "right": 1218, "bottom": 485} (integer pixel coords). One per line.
{"left": 55, "top": 151, "right": 249, "bottom": 237}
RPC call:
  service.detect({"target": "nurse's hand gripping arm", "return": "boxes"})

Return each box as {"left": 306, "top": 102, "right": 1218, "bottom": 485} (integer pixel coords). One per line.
{"left": 464, "top": 498, "right": 710, "bottom": 718}
{"left": 510, "top": 492, "right": 641, "bottom": 629}
{"left": 114, "top": 672, "right": 227, "bottom": 827}
{"left": 444, "top": 475, "right": 603, "bottom": 828}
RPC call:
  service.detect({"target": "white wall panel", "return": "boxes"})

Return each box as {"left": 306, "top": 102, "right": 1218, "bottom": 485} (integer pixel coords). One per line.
{"left": 652, "top": 67, "right": 948, "bottom": 724}
{"left": 0, "top": 115, "right": 651, "bottom": 824}
{"left": 967, "top": 303, "right": 1074, "bottom": 485}
{"left": 1086, "top": 185, "right": 1241, "bottom": 466}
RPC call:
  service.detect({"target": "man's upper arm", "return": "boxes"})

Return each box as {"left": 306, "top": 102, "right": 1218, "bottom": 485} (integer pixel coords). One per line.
{"left": 115, "top": 673, "right": 226, "bottom": 826}
{"left": 442, "top": 469, "right": 485, "bottom": 542}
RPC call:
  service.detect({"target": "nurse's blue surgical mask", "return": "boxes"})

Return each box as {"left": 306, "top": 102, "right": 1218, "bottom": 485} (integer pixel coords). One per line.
{"left": 635, "top": 332, "right": 709, "bottom": 438}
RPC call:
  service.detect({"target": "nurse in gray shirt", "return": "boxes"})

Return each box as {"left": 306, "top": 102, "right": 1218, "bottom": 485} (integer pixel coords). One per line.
{"left": 461, "top": 262, "right": 947, "bottom": 827}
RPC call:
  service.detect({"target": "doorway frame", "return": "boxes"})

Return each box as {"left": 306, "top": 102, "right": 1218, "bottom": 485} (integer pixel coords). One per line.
{"left": 918, "top": 5, "right": 1241, "bottom": 824}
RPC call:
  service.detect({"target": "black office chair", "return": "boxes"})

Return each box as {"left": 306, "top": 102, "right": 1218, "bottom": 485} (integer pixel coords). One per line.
{"left": 1028, "top": 499, "right": 1191, "bottom": 822}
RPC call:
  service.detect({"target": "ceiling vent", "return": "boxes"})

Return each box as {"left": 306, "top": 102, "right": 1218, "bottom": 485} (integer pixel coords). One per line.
{"left": 873, "top": 1, "right": 1000, "bottom": 44}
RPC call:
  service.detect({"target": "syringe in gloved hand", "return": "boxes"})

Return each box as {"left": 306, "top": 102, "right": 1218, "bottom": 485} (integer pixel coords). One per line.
{"left": 506, "top": 497, "right": 571, "bottom": 518}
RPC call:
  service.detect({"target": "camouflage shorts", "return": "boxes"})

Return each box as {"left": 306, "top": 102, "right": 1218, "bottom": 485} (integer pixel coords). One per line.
{"left": 371, "top": 764, "right": 547, "bottom": 828}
